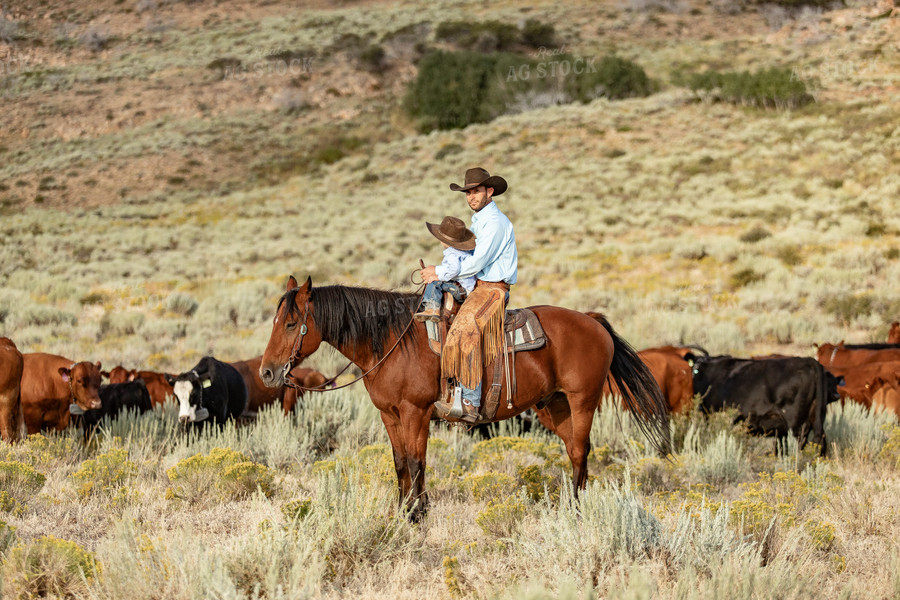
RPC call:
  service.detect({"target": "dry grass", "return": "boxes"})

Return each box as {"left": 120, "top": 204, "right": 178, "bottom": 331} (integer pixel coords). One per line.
{"left": 0, "top": 398, "right": 897, "bottom": 598}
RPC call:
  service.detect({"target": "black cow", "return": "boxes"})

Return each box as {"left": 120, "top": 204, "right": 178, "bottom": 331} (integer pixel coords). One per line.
{"left": 165, "top": 356, "right": 248, "bottom": 427}
{"left": 691, "top": 356, "right": 840, "bottom": 456}
{"left": 71, "top": 380, "right": 153, "bottom": 438}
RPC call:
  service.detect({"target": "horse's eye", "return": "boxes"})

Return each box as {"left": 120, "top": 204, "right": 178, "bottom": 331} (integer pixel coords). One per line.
{"left": 286, "top": 322, "right": 297, "bottom": 330}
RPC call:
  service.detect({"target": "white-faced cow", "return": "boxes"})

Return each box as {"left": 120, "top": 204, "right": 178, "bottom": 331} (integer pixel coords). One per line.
{"left": 166, "top": 356, "right": 248, "bottom": 426}
{"left": 691, "top": 356, "right": 841, "bottom": 455}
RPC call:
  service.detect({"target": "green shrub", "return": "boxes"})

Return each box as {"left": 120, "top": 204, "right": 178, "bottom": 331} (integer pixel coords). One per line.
{"left": 475, "top": 494, "right": 527, "bottom": 538}
{"left": 435, "top": 20, "right": 519, "bottom": 52}
{"left": 2, "top": 535, "right": 99, "bottom": 598}
{"left": 69, "top": 448, "right": 137, "bottom": 499}
{"left": 166, "top": 447, "right": 275, "bottom": 502}
{"left": 218, "top": 461, "right": 276, "bottom": 499}
{"left": 821, "top": 293, "right": 874, "bottom": 325}
{"left": 312, "top": 466, "right": 416, "bottom": 581}
{"left": 358, "top": 44, "right": 388, "bottom": 73}
{"left": 729, "top": 267, "right": 765, "bottom": 289}
{"left": 19, "top": 305, "right": 78, "bottom": 327}
{"left": 685, "top": 430, "right": 746, "bottom": 486}
{"left": 774, "top": 244, "right": 803, "bottom": 266}
{"left": 739, "top": 225, "right": 772, "bottom": 243}
{"left": 0, "top": 519, "right": 15, "bottom": 554}
{"left": 164, "top": 292, "right": 198, "bottom": 317}
{"left": 99, "top": 311, "right": 146, "bottom": 337}
{"left": 17, "top": 434, "right": 81, "bottom": 467}
{"left": 281, "top": 498, "right": 313, "bottom": 522}
{"left": 0, "top": 461, "right": 46, "bottom": 515}
{"left": 404, "top": 50, "right": 501, "bottom": 131}
{"left": 463, "top": 471, "right": 517, "bottom": 501}
{"left": 521, "top": 19, "right": 556, "bottom": 48}
{"left": 405, "top": 50, "right": 653, "bottom": 131}
{"left": 564, "top": 54, "right": 655, "bottom": 103}
{"left": 434, "top": 143, "right": 464, "bottom": 161}
{"left": 684, "top": 67, "right": 814, "bottom": 109}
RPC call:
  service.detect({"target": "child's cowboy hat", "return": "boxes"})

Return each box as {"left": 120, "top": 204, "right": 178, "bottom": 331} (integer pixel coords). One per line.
{"left": 426, "top": 216, "right": 476, "bottom": 251}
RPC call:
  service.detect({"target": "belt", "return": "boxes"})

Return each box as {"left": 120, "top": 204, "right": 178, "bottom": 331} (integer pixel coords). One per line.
{"left": 475, "top": 280, "right": 511, "bottom": 292}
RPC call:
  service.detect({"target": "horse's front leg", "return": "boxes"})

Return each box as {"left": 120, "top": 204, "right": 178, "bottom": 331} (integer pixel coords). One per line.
{"left": 400, "top": 401, "right": 433, "bottom": 521}
{"left": 380, "top": 409, "right": 412, "bottom": 507}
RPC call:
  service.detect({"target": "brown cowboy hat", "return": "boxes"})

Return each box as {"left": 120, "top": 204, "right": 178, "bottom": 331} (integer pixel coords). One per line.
{"left": 425, "top": 216, "right": 476, "bottom": 251}
{"left": 449, "top": 167, "right": 507, "bottom": 196}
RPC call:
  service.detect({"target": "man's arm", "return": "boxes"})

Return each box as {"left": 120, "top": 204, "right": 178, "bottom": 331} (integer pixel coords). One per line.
{"left": 456, "top": 219, "right": 506, "bottom": 279}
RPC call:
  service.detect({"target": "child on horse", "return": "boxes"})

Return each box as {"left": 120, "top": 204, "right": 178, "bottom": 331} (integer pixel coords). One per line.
{"left": 414, "top": 216, "right": 476, "bottom": 323}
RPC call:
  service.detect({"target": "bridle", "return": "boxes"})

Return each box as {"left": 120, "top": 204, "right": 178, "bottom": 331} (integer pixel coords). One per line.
{"left": 280, "top": 295, "right": 312, "bottom": 386}
{"left": 279, "top": 285, "right": 423, "bottom": 393}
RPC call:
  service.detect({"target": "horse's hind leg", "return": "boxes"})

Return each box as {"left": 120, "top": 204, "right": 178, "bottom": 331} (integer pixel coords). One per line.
{"left": 537, "top": 392, "right": 597, "bottom": 493}
{"left": 379, "top": 409, "right": 412, "bottom": 508}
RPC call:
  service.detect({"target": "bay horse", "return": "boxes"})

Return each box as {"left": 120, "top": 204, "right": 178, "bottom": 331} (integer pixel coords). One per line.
{"left": 260, "top": 276, "right": 670, "bottom": 520}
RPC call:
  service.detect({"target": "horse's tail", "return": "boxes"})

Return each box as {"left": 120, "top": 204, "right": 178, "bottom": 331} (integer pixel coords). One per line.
{"left": 588, "top": 312, "right": 672, "bottom": 456}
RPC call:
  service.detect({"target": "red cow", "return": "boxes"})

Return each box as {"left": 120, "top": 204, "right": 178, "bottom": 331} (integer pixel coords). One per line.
{"left": 105, "top": 365, "right": 133, "bottom": 384}
{"left": 889, "top": 322, "right": 900, "bottom": 344}
{"left": 826, "top": 361, "right": 900, "bottom": 407}
{"left": 20, "top": 353, "right": 102, "bottom": 433}
{"left": 0, "top": 338, "right": 24, "bottom": 442}
{"left": 282, "top": 367, "right": 329, "bottom": 414}
{"left": 133, "top": 371, "right": 175, "bottom": 407}
{"left": 105, "top": 367, "right": 175, "bottom": 407}
{"left": 817, "top": 342, "right": 900, "bottom": 369}
{"left": 870, "top": 377, "right": 900, "bottom": 418}
{"left": 229, "top": 356, "right": 282, "bottom": 414}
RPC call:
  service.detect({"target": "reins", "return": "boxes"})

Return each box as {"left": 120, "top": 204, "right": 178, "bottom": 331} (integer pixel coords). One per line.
{"left": 282, "top": 271, "right": 426, "bottom": 394}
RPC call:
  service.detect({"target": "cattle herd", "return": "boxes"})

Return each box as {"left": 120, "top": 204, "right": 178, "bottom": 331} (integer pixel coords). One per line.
{"left": 0, "top": 336, "right": 329, "bottom": 442}
{"left": 618, "top": 326, "right": 900, "bottom": 455}
{"left": 0, "top": 320, "right": 898, "bottom": 446}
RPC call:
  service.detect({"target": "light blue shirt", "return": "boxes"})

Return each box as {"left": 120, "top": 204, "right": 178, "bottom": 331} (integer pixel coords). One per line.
{"left": 434, "top": 246, "right": 477, "bottom": 293}
{"left": 457, "top": 201, "right": 518, "bottom": 284}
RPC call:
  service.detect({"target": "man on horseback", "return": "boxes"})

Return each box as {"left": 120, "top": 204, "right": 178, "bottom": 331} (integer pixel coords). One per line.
{"left": 418, "top": 167, "right": 518, "bottom": 421}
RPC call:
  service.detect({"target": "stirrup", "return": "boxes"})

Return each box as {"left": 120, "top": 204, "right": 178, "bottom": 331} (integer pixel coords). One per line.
{"left": 459, "top": 399, "right": 481, "bottom": 423}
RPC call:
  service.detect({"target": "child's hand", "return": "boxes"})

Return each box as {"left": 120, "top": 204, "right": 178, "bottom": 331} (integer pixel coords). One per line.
{"left": 421, "top": 266, "right": 438, "bottom": 283}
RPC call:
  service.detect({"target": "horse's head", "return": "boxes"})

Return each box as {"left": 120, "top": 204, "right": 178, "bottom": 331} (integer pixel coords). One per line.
{"left": 260, "top": 275, "right": 322, "bottom": 388}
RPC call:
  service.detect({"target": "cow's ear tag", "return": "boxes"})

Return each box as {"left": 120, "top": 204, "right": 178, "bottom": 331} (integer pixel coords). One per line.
{"left": 202, "top": 379, "right": 212, "bottom": 388}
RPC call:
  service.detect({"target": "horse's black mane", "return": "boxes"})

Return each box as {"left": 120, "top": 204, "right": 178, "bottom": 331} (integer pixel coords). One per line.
{"left": 279, "top": 285, "right": 420, "bottom": 357}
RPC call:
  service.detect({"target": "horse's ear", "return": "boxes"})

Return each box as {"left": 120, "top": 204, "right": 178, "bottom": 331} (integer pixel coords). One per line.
{"left": 286, "top": 275, "right": 298, "bottom": 291}
{"left": 299, "top": 276, "right": 312, "bottom": 294}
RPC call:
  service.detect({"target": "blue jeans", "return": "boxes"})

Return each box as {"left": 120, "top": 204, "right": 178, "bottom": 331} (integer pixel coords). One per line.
{"left": 422, "top": 281, "right": 467, "bottom": 309}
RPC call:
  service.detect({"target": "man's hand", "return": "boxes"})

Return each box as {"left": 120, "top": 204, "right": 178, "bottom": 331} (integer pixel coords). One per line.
{"left": 421, "top": 266, "right": 439, "bottom": 284}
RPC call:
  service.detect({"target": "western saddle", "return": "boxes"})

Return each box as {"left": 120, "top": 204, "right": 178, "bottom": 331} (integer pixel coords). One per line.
{"left": 428, "top": 291, "right": 546, "bottom": 424}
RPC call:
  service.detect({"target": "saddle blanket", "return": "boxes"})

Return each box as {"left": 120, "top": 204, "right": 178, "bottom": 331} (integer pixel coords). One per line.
{"left": 427, "top": 308, "right": 546, "bottom": 356}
